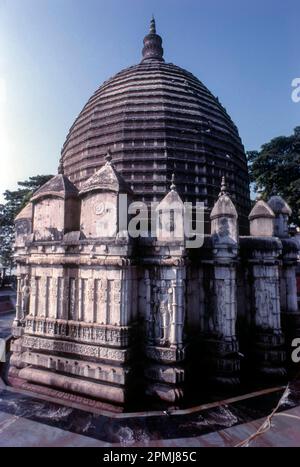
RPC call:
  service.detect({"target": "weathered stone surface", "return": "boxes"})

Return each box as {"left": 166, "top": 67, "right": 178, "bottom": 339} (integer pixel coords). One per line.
{"left": 17, "top": 367, "right": 126, "bottom": 404}
{"left": 268, "top": 195, "right": 292, "bottom": 238}
{"left": 15, "top": 203, "right": 33, "bottom": 247}
{"left": 79, "top": 157, "right": 132, "bottom": 196}
{"left": 31, "top": 175, "right": 80, "bottom": 241}
{"left": 156, "top": 186, "right": 185, "bottom": 242}
{"left": 10, "top": 175, "right": 299, "bottom": 409}
{"left": 249, "top": 199, "right": 275, "bottom": 237}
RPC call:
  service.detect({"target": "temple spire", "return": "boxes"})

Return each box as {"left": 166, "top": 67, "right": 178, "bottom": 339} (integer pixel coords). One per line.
{"left": 142, "top": 16, "right": 164, "bottom": 62}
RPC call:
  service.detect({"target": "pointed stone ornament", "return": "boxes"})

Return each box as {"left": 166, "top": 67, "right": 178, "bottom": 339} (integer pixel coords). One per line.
{"left": 79, "top": 153, "right": 132, "bottom": 196}
{"left": 156, "top": 175, "right": 185, "bottom": 241}
{"left": 105, "top": 149, "right": 112, "bottom": 164}
{"left": 268, "top": 195, "right": 292, "bottom": 238}
{"left": 210, "top": 176, "right": 238, "bottom": 242}
{"left": 249, "top": 199, "right": 275, "bottom": 237}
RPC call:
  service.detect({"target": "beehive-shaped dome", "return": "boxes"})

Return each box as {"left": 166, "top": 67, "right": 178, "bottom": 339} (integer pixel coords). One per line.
{"left": 60, "top": 18, "right": 251, "bottom": 232}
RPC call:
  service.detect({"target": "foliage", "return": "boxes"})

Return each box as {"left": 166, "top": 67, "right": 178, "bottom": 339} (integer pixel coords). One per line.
{"left": 0, "top": 175, "right": 53, "bottom": 271}
{"left": 247, "top": 127, "right": 300, "bottom": 226}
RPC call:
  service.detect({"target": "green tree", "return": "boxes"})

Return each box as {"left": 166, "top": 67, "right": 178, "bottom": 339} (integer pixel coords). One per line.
{"left": 247, "top": 127, "right": 300, "bottom": 226}
{"left": 0, "top": 175, "right": 53, "bottom": 274}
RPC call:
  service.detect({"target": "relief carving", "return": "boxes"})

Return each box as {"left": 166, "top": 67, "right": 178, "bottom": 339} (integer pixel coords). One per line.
{"left": 21, "top": 275, "right": 31, "bottom": 321}
{"left": 98, "top": 279, "right": 107, "bottom": 303}
{"left": 149, "top": 280, "right": 173, "bottom": 345}
{"left": 22, "top": 335, "right": 129, "bottom": 362}
{"left": 24, "top": 317, "right": 129, "bottom": 346}
{"left": 113, "top": 280, "right": 121, "bottom": 304}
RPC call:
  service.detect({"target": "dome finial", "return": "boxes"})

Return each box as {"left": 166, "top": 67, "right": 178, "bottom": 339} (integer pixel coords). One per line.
{"left": 105, "top": 149, "right": 112, "bottom": 164}
{"left": 142, "top": 17, "right": 164, "bottom": 62}
{"left": 219, "top": 176, "right": 228, "bottom": 197}
{"left": 150, "top": 15, "right": 156, "bottom": 34}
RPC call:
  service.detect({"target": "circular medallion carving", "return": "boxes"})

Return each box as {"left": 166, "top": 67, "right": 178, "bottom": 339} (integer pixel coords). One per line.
{"left": 95, "top": 202, "right": 105, "bottom": 216}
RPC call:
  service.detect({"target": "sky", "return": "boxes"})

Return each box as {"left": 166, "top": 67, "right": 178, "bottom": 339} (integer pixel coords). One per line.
{"left": 0, "top": 0, "right": 299, "bottom": 202}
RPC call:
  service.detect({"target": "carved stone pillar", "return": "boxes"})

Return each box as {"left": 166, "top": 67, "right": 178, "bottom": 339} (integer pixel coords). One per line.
{"left": 169, "top": 272, "right": 185, "bottom": 347}
{"left": 29, "top": 276, "right": 37, "bottom": 316}
{"left": 205, "top": 243, "right": 240, "bottom": 386}
{"left": 145, "top": 270, "right": 153, "bottom": 343}
{"left": 13, "top": 272, "right": 23, "bottom": 326}
{"left": 247, "top": 239, "right": 286, "bottom": 379}
{"left": 144, "top": 260, "right": 186, "bottom": 408}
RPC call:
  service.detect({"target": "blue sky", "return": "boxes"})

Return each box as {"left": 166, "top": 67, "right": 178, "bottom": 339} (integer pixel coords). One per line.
{"left": 0, "top": 0, "right": 299, "bottom": 202}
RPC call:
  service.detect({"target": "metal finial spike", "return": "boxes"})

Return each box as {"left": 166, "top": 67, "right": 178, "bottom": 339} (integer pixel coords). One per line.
{"left": 170, "top": 173, "right": 176, "bottom": 191}
{"left": 105, "top": 149, "right": 112, "bottom": 164}
{"left": 219, "top": 176, "right": 227, "bottom": 196}
{"left": 221, "top": 176, "right": 226, "bottom": 192}
{"left": 256, "top": 188, "right": 263, "bottom": 201}
{"left": 150, "top": 16, "right": 156, "bottom": 34}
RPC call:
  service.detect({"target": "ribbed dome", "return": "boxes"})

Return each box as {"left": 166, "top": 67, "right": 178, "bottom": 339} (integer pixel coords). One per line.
{"left": 60, "top": 19, "right": 251, "bottom": 232}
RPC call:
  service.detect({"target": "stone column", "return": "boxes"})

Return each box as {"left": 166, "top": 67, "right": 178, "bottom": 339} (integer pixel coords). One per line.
{"left": 11, "top": 264, "right": 30, "bottom": 370}
{"left": 144, "top": 259, "right": 186, "bottom": 407}
{"left": 247, "top": 239, "right": 286, "bottom": 379}
{"left": 267, "top": 195, "right": 299, "bottom": 371}
{"left": 206, "top": 243, "right": 240, "bottom": 386}
{"left": 169, "top": 269, "right": 185, "bottom": 348}
{"left": 245, "top": 197, "right": 286, "bottom": 379}
{"left": 119, "top": 263, "right": 134, "bottom": 326}
{"left": 13, "top": 271, "right": 23, "bottom": 326}
{"left": 144, "top": 270, "right": 153, "bottom": 343}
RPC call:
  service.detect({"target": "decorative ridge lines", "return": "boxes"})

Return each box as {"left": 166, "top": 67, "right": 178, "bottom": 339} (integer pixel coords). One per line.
{"left": 60, "top": 57, "right": 250, "bottom": 232}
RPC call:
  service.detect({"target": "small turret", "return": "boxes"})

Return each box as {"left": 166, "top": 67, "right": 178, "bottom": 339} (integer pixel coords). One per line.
{"left": 210, "top": 177, "right": 238, "bottom": 242}
{"left": 249, "top": 196, "right": 275, "bottom": 237}
{"left": 79, "top": 151, "right": 132, "bottom": 238}
{"left": 268, "top": 195, "right": 292, "bottom": 238}
{"left": 156, "top": 173, "right": 185, "bottom": 241}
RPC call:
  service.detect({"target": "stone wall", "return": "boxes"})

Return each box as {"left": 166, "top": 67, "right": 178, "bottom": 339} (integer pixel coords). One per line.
{"left": 9, "top": 172, "right": 300, "bottom": 411}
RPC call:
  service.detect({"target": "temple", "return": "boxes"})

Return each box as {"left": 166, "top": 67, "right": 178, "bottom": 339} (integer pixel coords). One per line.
{"left": 9, "top": 19, "right": 299, "bottom": 412}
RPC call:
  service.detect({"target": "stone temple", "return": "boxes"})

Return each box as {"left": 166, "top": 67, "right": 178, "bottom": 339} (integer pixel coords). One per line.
{"left": 9, "top": 19, "right": 299, "bottom": 411}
